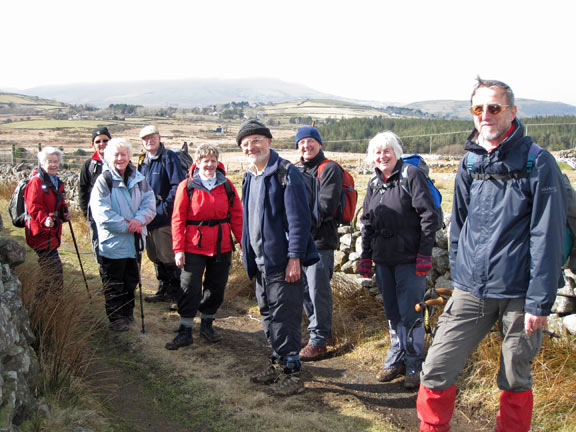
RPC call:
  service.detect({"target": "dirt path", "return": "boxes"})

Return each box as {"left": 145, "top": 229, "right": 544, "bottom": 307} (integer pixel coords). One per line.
{"left": 84, "top": 272, "right": 485, "bottom": 432}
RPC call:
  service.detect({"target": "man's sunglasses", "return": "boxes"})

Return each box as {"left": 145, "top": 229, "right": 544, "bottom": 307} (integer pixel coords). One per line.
{"left": 94, "top": 138, "right": 110, "bottom": 144}
{"left": 470, "top": 104, "right": 510, "bottom": 116}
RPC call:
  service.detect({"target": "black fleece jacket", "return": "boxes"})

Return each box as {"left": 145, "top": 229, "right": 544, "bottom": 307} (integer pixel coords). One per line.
{"left": 297, "top": 150, "right": 343, "bottom": 250}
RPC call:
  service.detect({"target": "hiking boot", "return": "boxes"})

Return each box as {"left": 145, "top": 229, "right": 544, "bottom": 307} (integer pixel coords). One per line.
{"left": 301, "top": 336, "right": 334, "bottom": 348}
{"left": 165, "top": 325, "right": 193, "bottom": 350}
{"left": 270, "top": 372, "right": 305, "bottom": 396}
{"left": 404, "top": 372, "right": 420, "bottom": 390}
{"left": 376, "top": 365, "right": 405, "bottom": 382}
{"left": 145, "top": 292, "right": 169, "bottom": 303}
{"left": 200, "top": 319, "right": 222, "bottom": 343}
{"left": 299, "top": 344, "right": 327, "bottom": 361}
{"left": 109, "top": 320, "right": 129, "bottom": 332}
{"left": 250, "top": 363, "right": 282, "bottom": 385}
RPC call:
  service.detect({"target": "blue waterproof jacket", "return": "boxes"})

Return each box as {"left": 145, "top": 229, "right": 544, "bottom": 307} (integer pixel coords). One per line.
{"left": 90, "top": 163, "right": 156, "bottom": 259}
{"left": 450, "top": 119, "right": 567, "bottom": 316}
{"left": 241, "top": 149, "right": 319, "bottom": 279}
{"left": 138, "top": 143, "right": 186, "bottom": 230}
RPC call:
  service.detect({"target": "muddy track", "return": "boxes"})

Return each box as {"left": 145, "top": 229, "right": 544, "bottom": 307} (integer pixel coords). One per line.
{"left": 82, "top": 270, "right": 485, "bottom": 432}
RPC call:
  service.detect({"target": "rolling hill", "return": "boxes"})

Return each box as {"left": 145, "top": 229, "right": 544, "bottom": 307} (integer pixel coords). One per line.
{"left": 406, "top": 99, "right": 576, "bottom": 119}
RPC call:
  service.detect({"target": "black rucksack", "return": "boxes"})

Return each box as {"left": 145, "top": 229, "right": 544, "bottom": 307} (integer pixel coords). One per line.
{"left": 9, "top": 177, "right": 33, "bottom": 228}
{"left": 171, "top": 142, "right": 193, "bottom": 173}
{"left": 137, "top": 142, "right": 193, "bottom": 175}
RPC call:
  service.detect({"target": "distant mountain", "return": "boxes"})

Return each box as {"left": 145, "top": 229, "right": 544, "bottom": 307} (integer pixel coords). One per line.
{"left": 405, "top": 99, "right": 576, "bottom": 119}
{"left": 18, "top": 78, "right": 334, "bottom": 108}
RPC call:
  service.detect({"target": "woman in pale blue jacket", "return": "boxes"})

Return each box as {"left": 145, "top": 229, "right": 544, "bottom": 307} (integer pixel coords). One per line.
{"left": 90, "top": 138, "right": 155, "bottom": 331}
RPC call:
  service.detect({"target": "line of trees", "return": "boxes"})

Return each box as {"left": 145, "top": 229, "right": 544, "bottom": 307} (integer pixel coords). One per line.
{"left": 312, "top": 116, "right": 576, "bottom": 154}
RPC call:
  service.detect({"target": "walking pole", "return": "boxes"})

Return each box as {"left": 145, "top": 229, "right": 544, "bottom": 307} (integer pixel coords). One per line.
{"left": 68, "top": 220, "right": 92, "bottom": 302}
{"left": 134, "top": 232, "right": 146, "bottom": 334}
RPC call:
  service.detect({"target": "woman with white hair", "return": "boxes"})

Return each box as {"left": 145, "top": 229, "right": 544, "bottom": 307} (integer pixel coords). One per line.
{"left": 24, "top": 146, "right": 71, "bottom": 295}
{"left": 90, "top": 138, "right": 156, "bottom": 332}
{"left": 357, "top": 131, "right": 440, "bottom": 390}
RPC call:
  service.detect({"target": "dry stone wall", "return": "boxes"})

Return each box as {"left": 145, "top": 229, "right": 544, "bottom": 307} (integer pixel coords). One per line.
{"left": 0, "top": 233, "right": 40, "bottom": 431}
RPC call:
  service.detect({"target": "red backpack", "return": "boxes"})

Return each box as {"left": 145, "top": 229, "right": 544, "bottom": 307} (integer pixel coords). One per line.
{"left": 318, "top": 160, "right": 357, "bottom": 226}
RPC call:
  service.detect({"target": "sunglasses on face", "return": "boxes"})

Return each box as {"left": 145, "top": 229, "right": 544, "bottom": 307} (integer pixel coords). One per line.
{"left": 94, "top": 138, "right": 109, "bottom": 144}
{"left": 470, "top": 104, "right": 510, "bottom": 116}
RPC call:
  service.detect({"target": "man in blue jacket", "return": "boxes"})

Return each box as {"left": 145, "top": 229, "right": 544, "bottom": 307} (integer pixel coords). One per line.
{"left": 138, "top": 125, "right": 186, "bottom": 310}
{"left": 417, "top": 78, "right": 567, "bottom": 432}
{"left": 238, "top": 119, "right": 319, "bottom": 396}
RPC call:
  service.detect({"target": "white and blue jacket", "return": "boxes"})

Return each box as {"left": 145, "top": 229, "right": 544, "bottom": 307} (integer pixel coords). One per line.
{"left": 90, "top": 163, "right": 156, "bottom": 259}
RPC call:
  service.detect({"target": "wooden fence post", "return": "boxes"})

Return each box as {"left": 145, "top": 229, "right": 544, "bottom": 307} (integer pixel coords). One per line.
{"left": 11, "top": 143, "right": 15, "bottom": 164}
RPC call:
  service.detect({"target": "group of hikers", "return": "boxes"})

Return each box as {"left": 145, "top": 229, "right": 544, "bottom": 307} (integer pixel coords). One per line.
{"left": 21, "top": 77, "right": 568, "bottom": 431}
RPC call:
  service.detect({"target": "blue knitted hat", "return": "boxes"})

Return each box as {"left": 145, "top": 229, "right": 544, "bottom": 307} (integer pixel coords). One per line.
{"left": 295, "top": 126, "right": 322, "bottom": 148}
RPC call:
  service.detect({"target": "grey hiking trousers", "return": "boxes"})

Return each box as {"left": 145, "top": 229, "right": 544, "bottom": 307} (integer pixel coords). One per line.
{"left": 421, "top": 288, "right": 543, "bottom": 392}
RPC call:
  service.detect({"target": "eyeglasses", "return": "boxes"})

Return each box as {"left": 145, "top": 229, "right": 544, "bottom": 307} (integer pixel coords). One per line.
{"left": 470, "top": 104, "right": 510, "bottom": 116}
{"left": 240, "top": 137, "right": 267, "bottom": 147}
{"left": 94, "top": 138, "right": 109, "bottom": 144}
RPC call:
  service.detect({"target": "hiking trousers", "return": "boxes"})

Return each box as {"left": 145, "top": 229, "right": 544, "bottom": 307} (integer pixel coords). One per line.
{"left": 35, "top": 249, "right": 63, "bottom": 296}
{"left": 376, "top": 263, "right": 426, "bottom": 373}
{"left": 177, "top": 252, "right": 231, "bottom": 319}
{"left": 100, "top": 256, "right": 139, "bottom": 323}
{"left": 421, "top": 288, "right": 543, "bottom": 391}
{"left": 255, "top": 267, "right": 305, "bottom": 362}
{"left": 303, "top": 249, "right": 334, "bottom": 347}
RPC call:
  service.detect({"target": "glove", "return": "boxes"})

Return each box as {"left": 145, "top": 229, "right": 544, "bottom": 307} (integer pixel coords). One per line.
{"left": 416, "top": 254, "right": 432, "bottom": 276}
{"left": 357, "top": 258, "right": 374, "bottom": 278}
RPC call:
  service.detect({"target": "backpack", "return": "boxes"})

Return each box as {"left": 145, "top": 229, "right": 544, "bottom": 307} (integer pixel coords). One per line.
{"left": 171, "top": 142, "right": 194, "bottom": 173}
{"left": 277, "top": 159, "right": 320, "bottom": 232}
{"left": 400, "top": 154, "right": 444, "bottom": 229}
{"left": 137, "top": 143, "right": 193, "bottom": 176}
{"left": 467, "top": 142, "right": 576, "bottom": 271}
{"left": 9, "top": 177, "right": 33, "bottom": 228}
{"left": 9, "top": 170, "right": 64, "bottom": 228}
{"left": 317, "top": 159, "right": 357, "bottom": 225}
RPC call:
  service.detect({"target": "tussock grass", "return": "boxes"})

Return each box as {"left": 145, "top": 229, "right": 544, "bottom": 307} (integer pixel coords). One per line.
{"left": 14, "top": 258, "right": 110, "bottom": 431}
{"left": 331, "top": 273, "right": 383, "bottom": 346}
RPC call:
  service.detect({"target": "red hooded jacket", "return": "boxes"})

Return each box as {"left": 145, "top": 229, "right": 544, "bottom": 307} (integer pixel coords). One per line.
{"left": 24, "top": 170, "right": 67, "bottom": 250}
{"left": 172, "top": 163, "right": 242, "bottom": 256}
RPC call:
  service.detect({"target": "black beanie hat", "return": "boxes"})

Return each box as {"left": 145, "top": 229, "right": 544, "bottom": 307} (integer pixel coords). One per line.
{"left": 236, "top": 119, "right": 272, "bottom": 146}
{"left": 92, "top": 127, "right": 111, "bottom": 142}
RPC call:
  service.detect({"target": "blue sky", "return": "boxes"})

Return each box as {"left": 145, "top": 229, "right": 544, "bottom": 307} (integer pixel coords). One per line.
{"left": 2, "top": 0, "right": 574, "bottom": 105}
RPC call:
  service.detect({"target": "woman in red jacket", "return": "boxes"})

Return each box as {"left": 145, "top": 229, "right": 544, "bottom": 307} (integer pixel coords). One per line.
{"left": 24, "top": 146, "right": 71, "bottom": 296}
{"left": 166, "top": 143, "right": 243, "bottom": 350}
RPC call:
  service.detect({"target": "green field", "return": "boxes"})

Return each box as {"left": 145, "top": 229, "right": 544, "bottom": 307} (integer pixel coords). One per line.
{"left": 0, "top": 92, "right": 63, "bottom": 108}
{"left": 257, "top": 98, "right": 387, "bottom": 120}
{"left": 0, "top": 119, "right": 107, "bottom": 129}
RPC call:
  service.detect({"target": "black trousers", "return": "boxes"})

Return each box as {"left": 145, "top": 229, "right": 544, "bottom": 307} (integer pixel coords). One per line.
{"left": 100, "top": 256, "right": 139, "bottom": 323}
{"left": 35, "top": 249, "right": 63, "bottom": 297}
{"left": 177, "top": 252, "right": 231, "bottom": 319}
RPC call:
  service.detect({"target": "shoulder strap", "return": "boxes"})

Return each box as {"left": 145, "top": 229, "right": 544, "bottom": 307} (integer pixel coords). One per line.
{"left": 102, "top": 171, "right": 113, "bottom": 192}
{"left": 223, "top": 179, "right": 235, "bottom": 207}
{"left": 276, "top": 159, "right": 291, "bottom": 189}
{"left": 526, "top": 142, "right": 543, "bottom": 174}
{"left": 186, "top": 178, "right": 195, "bottom": 201}
{"left": 468, "top": 143, "right": 543, "bottom": 181}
